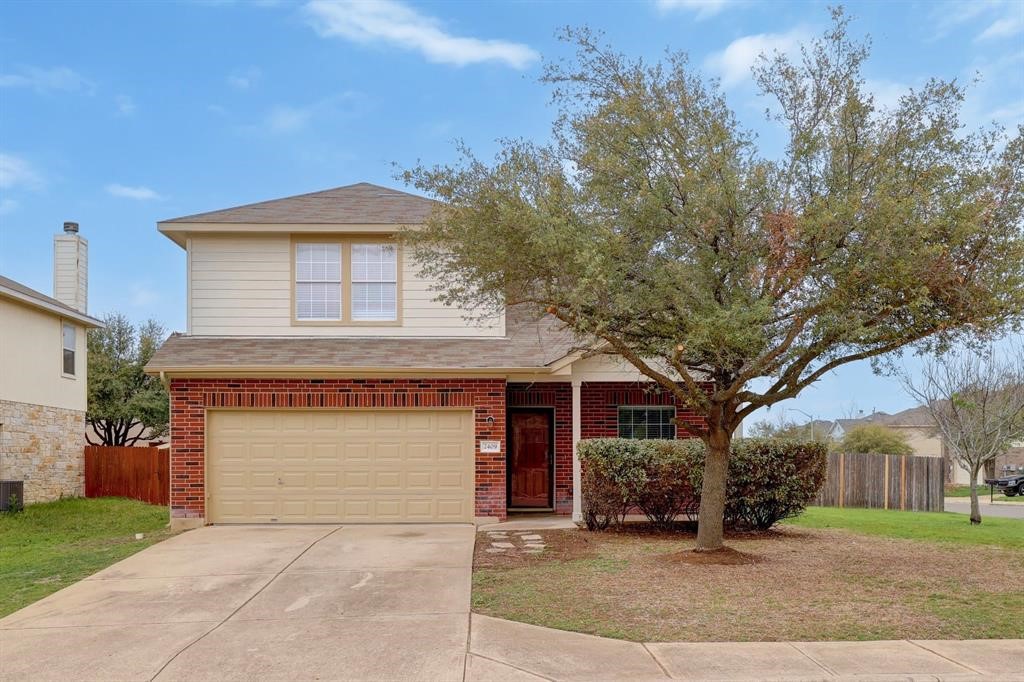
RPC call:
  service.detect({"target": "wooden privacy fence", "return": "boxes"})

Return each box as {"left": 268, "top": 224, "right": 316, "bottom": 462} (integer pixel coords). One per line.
{"left": 84, "top": 446, "right": 169, "bottom": 506}
{"left": 815, "top": 452, "right": 945, "bottom": 512}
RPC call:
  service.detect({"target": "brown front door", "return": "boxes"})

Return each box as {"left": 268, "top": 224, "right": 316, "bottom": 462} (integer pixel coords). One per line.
{"left": 509, "top": 410, "right": 552, "bottom": 508}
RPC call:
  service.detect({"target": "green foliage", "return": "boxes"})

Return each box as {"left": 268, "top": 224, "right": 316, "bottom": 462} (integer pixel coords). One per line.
{"left": 840, "top": 424, "right": 914, "bottom": 456}
{"left": 87, "top": 313, "right": 169, "bottom": 446}
{"left": 578, "top": 438, "right": 826, "bottom": 530}
{"left": 403, "top": 9, "right": 1024, "bottom": 548}
{"left": 748, "top": 418, "right": 833, "bottom": 444}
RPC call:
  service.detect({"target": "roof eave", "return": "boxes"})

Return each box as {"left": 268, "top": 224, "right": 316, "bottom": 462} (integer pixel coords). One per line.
{"left": 145, "top": 364, "right": 554, "bottom": 378}
{"left": 0, "top": 287, "right": 105, "bottom": 328}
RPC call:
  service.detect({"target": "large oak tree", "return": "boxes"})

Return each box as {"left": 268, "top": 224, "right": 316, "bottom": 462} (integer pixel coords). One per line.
{"left": 403, "top": 11, "right": 1024, "bottom": 551}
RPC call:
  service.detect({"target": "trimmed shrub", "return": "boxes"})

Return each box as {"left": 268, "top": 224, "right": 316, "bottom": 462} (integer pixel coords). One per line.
{"left": 577, "top": 437, "right": 827, "bottom": 531}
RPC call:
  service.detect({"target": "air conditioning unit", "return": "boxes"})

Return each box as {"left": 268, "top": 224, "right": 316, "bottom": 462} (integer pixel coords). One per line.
{"left": 0, "top": 480, "right": 24, "bottom": 512}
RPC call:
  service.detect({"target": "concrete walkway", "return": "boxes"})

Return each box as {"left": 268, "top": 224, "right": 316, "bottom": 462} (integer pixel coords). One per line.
{"left": 1, "top": 524, "right": 1020, "bottom": 681}
{"left": 467, "top": 615, "right": 1024, "bottom": 681}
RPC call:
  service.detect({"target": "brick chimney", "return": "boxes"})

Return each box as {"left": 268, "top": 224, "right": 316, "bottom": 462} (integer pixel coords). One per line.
{"left": 53, "top": 221, "right": 88, "bottom": 313}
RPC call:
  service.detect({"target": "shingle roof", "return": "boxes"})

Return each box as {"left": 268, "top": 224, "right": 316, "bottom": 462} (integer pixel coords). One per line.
{"left": 0, "top": 275, "right": 104, "bottom": 327}
{"left": 161, "top": 182, "right": 437, "bottom": 225}
{"left": 146, "top": 307, "right": 579, "bottom": 374}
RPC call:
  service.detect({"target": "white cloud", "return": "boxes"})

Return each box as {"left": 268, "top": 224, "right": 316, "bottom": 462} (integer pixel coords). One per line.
{"left": 865, "top": 78, "right": 909, "bottom": 110}
{"left": 227, "top": 67, "right": 262, "bottom": 90}
{"left": 0, "top": 198, "right": 18, "bottom": 215}
{"left": 106, "top": 183, "right": 164, "bottom": 200}
{"left": 129, "top": 283, "right": 160, "bottom": 307}
{"left": 977, "top": 15, "right": 1024, "bottom": 41}
{"left": 705, "top": 28, "right": 808, "bottom": 88}
{"left": 930, "top": 1, "right": 1023, "bottom": 42}
{"left": 265, "top": 105, "right": 312, "bottom": 133}
{"left": 0, "top": 66, "right": 95, "bottom": 94}
{"left": 115, "top": 94, "right": 136, "bottom": 116}
{"left": 0, "top": 153, "right": 42, "bottom": 190}
{"left": 303, "top": 0, "right": 538, "bottom": 69}
{"left": 655, "top": 0, "right": 732, "bottom": 20}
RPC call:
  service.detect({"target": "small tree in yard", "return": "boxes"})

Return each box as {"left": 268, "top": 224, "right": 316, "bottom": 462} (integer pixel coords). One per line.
{"left": 900, "top": 347, "right": 1024, "bottom": 524}
{"left": 402, "top": 11, "right": 1024, "bottom": 551}
{"left": 840, "top": 423, "right": 914, "bottom": 456}
{"left": 86, "top": 313, "right": 169, "bottom": 446}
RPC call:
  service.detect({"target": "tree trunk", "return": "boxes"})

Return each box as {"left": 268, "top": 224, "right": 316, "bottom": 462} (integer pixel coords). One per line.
{"left": 695, "top": 426, "right": 731, "bottom": 551}
{"left": 969, "top": 468, "right": 982, "bottom": 525}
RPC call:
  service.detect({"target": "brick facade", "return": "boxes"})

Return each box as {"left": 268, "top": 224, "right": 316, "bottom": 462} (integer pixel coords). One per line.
{"left": 580, "top": 381, "right": 706, "bottom": 439}
{"left": 168, "top": 378, "right": 506, "bottom": 521}
{"left": 167, "top": 377, "right": 708, "bottom": 524}
{"left": 507, "top": 383, "right": 573, "bottom": 514}
{"left": 0, "top": 399, "right": 85, "bottom": 503}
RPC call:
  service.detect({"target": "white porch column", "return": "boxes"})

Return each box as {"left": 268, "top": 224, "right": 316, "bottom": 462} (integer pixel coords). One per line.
{"left": 571, "top": 379, "right": 583, "bottom": 523}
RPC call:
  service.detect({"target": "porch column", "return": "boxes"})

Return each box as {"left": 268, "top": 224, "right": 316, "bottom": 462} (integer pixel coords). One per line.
{"left": 571, "top": 379, "right": 582, "bottom": 523}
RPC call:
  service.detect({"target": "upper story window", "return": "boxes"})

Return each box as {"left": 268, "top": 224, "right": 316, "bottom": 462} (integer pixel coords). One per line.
{"left": 617, "top": 406, "right": 675, "bottom": 439}
{"left": 62, "top": 322, "right": 76, "bottom": 376}
{"left": 293, "top": 239, "right": 400, "bottom": 325}
{"left": 351, "top": 243, "right": 397, "bottom": 321}
{"left": 295, "top": 243, "right": 342, "bottom": 320}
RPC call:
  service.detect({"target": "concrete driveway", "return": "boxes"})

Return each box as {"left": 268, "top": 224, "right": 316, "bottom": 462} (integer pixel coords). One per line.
{"left": 0, "top": 524, "right": 475, "bottom": 682}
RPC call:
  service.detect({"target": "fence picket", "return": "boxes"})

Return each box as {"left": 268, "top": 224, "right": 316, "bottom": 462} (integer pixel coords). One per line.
{"left": 83, "top": 446, "right": 169, "bottom": 506}
{"left": 814, "top": 452, "right": 944, "bottom": 512}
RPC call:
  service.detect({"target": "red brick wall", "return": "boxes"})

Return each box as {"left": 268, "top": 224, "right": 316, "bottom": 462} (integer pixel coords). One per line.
{"left": 168, "top": 378, "right": 507, "bottom": 521}
{"left": 580, "top": 381, "right": 706, "bottom": 439}
{"left": 507, "top": 383, "right": 573, "bottom": 514}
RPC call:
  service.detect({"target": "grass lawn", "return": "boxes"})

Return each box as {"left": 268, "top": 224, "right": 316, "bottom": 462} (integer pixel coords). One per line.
{"left": 473, "top": 508, "right": 1023, "bottom": 642}
{"left": 0, "top": 497, "right": 176, "bottom": 617}
{"left": 785, "top": 506, "right": 1024, "bottom": 549}
{"left": 945, "top": 484, "right": 1022, "bottom": 502}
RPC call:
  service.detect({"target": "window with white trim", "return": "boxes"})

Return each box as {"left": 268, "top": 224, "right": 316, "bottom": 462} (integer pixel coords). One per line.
{"left": 351, "top": 243, "right": 398, "bottom": 321}
{"left": 62, "top": 322, "right": 76, "bottom": 376}
{"left": 295, "top": 243, "right": 341, "bottom": 320}
{"left": 617, "top": 406, "right": 675, "bottom": 439}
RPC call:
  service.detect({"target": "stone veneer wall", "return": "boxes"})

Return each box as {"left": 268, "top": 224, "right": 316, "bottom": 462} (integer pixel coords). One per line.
{"left": 0, "top": 399, "right": 85, "bottom": 503}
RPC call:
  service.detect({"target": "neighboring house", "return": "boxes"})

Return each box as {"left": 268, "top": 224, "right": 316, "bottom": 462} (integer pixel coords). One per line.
{"left": 147, "top": 183, "right": 704, "bottom": 529}
{"left": 0, "top": 223, "right": 104, "bottom": 503}
{"left": 832, "top": 407, "right": 1021, "bottom": 484}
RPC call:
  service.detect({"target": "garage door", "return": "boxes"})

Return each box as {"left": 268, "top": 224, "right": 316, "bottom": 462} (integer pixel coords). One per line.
{"left": 207, "top": 409, "right": 475, "bottom": 523}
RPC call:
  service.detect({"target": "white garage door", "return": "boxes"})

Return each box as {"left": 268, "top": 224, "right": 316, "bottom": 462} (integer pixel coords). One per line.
{"left": 207, "top": 409, "right": 475, "bottom": 523}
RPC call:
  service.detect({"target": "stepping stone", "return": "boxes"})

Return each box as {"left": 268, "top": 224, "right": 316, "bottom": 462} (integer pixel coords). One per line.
{"left": 485, "top": 548, "right": 506, "bottom": 553}
{"left": 491, "top": 542, "right": 515, "bottom": 549}
{"left": 520, "top": 534, "right": 543, "bottom": 541}
{"left": 525, "top": 543, "right": 545, "bottom": 550}
{"left": 525, "top": 549, "right": 544, "bottom": 554}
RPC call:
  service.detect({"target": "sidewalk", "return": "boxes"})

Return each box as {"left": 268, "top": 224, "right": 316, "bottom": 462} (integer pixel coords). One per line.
{"left": 467, "top": 615, "right": 1024, "bottom": 681}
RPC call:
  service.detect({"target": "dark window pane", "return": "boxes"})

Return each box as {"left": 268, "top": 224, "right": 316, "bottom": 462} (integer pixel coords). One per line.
{"left": 617, "top": 407, "right": 676, "bottom": 440}
{"left": 63, "top": 349, "right": 75, "bottom": 375}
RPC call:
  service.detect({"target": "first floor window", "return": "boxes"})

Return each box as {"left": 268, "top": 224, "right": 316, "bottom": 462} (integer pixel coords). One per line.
{"left": 617, "top": 406, "right": 675, "bottom": 439}
{"left": 351, "top": 243, "right": 398, "bottom": 321}
{"left": 295, "top": 243, "right": 342, "bottom": 320}
{"left": 62, "top": 322, "right": 76, "bottom": 376}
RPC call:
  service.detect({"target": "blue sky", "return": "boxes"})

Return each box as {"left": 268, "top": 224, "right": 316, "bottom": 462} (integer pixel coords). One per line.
{"left": 1, "top": 0, "right": 1022, "bottom": 423}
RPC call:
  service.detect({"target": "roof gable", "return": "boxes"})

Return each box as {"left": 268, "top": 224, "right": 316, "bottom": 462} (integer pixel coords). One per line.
{"left": 161, "top": 182, "right": 436, "bottom": 225}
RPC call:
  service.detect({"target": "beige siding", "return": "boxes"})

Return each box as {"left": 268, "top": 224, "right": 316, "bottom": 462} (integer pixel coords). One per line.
{"left": 571, "top": 353, "right": 668, "bottom": 382}
{"left": 189, "top": 234, "right": 503, "bottom": 337}
{"left": 53, "top": 234, "right": 88, "bottom": 314}
{"left": 0, "top": 298, "right": 87, "bottom": 411}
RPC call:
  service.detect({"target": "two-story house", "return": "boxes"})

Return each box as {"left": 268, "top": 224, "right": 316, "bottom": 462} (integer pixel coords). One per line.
{"left": 1, "top": 222, "right": 104, "bottom": 504}
{"left": 147, "top": 183, "right": 703, "bottom": 529}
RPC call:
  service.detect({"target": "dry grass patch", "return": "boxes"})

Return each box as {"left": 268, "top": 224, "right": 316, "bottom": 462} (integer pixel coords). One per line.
{"left": 472, "top": 525, "right": 1023, "bottom": 642}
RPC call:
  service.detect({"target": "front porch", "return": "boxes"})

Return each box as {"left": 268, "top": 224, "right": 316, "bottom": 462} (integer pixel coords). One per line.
{"left": 502, "top": 381, "right": 702, "bottom": 521}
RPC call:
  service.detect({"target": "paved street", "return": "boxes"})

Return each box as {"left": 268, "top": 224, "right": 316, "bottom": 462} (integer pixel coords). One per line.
{"left": 945, "top": 497, "right": 1024, "bottom": 519}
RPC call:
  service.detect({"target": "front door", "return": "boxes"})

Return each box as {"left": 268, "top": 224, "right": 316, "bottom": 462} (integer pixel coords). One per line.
{"left": 509, "top": 410, "right": 552, "bottom": 508}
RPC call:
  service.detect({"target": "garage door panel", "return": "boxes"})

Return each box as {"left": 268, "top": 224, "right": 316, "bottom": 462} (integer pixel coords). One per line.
{"left": 208, "top": 409, "right": 475, "bottom": 523}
